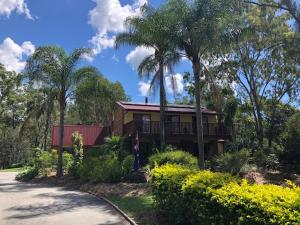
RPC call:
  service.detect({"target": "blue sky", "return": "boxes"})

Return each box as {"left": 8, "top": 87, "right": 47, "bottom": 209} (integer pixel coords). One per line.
{"left": 0, "top": 0, "right": 191, "bottom": 102}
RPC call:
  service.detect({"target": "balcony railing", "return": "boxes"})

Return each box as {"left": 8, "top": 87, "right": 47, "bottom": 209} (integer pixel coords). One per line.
{"left": 124, "top": 120, "right": 233, "bottom": 137}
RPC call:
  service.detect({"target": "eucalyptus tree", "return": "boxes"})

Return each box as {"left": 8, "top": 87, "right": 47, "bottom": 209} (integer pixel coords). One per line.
{"left": 245, "top": 0, "right": 300, "bottom": 28}
{"left": 116, "top": 6, "right": 180, "bottom": 149}
{"left": 25, "top": 46, "right": 95, "bottom": 177}
{"left": 163, "top": 0, "right": 242, "bottom": 169}
{"left": 226, "top": 5, "right": 299, "bottom": 146}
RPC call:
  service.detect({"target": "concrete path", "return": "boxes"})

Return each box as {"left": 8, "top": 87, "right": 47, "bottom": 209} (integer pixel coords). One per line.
{"left": 0, "top": 172, "right": 130, "bottom": 225}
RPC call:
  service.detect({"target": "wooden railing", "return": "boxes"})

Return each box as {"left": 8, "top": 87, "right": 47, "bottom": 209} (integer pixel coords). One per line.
{"left": 124, "top": 120, "right": 233, "bottom": 137}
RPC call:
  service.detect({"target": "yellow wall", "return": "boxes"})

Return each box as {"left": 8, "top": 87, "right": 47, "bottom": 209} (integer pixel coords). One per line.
{"left": 124, "top": 110, "right": 217, "bottom": 124}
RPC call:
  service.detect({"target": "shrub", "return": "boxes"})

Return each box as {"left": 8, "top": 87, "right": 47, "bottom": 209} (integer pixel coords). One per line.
{"left": 62, "top": 152, "right": 73, "bottom": 173}
{"left": 33, "top": 150, "right": 57, "bottom": 176}
{"left": 151, "top": 164, "right": 300, "bottom": 225}
{"left": 70, "top": 132, "right": 83, "bottom": 176}
{"left": 212, "top": 148, "right": 250, "bottom": 175}
{"left": 182, "top": 171, "right": 240, "bottom": 225}
{"left": 78, "top": 154, "right": 123, "bottom": 183}
{"left": 151, "top": 164, "right": 196, "bottom": 224}
{"left": 15, "top": 167, "right": 38, "bottom": 181}
{"left": 148, "top": 150, "right": 198, "bottom": 169}
{"left": 122, "top": 155, "right": 134, "bottom": 175}
{"left": 213, "top": 180, "right": 300, "bottom": 225}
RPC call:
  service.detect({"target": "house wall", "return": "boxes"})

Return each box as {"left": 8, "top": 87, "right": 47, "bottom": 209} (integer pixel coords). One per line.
{"left": 123, "top": 110, "right": 217, "bottom": 124}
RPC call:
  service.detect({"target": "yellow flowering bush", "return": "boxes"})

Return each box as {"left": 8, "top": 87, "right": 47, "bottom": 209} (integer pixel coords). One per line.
{"left": 213, "top": 180, "right": 300, "bottom": 224}
{"left": 151, "top": 164, "right": 300, "bottom": 225}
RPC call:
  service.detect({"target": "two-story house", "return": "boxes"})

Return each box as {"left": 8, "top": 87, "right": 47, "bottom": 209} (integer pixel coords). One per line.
{"left": 112, "top": 101, "right": 233, "bottom": 160}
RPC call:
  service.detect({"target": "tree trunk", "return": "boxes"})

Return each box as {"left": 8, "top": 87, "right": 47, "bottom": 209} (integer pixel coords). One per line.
{"left": 57, "top": 92, "right": 65, "bottom": 177}
{"left": 43, "top": 109, "right": 51, "bottom": 151}
{"left": 159, "top": 60, "right": 165, "bottom": 150}
{"left": 193, "top": 60, "right": 205, "bottom": 169}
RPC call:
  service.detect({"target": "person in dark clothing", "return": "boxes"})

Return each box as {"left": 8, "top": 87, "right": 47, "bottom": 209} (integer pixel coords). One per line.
{"left": 133, "top": 140, "right": 141, "bottom": 171}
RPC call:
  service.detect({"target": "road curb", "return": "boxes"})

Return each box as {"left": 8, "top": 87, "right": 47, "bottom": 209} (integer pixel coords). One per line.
{"left": 88, "top": 193, "right": 138, "bottom": 225}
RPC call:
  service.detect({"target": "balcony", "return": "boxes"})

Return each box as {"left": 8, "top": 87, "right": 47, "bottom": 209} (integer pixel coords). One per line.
{"left": 124, "top": 120, "right": 233, "bottom": 138}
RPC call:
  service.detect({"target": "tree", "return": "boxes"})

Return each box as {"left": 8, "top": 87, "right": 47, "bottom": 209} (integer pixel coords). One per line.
{"left": 116, "top": 5, "right": 180, "bottom": 149}
{"left": 163, "top": 0, "right": 242, "bottom": 169}
{"left": 226, "top": 5, "right": 299, "bottom": 145}
{"left": 245, "top": 0, "right": 300, "bottom": 28}
{"left": 25, "top": 46, "right": 96, "bottom": 177}
{"left": 75, "top": 73, "right": 128, "bottom": 125}
{"left": 283, "top": 112, "right": 300, "bottom": 164}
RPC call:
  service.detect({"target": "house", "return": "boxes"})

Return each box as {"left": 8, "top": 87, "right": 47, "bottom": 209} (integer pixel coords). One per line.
{"left": 112, "top": 101, "right": 233, "bottom": 159}
{"left": 51, "top": 125, "right": 107, "bottom": 148}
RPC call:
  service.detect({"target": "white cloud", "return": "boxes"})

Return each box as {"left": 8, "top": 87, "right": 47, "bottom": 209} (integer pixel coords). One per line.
{"left": 138, "top": 81, "right": 151, "bottom": 96}
{"left": 165, "top": 73, "right": 184, "bottom": 95}
{"left": 0, "top": 0, "right": 33, "bottom": 19}
{"left": 0, "top": 37, "right": 35, "bottom": 72}
{"left": 88, "top": 0, "right": 147, "bottom": 56}
{"left": 126, "top": 46, "right": 155, "bottom": 71}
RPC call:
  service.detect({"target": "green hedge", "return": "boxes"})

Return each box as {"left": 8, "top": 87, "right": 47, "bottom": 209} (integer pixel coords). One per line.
{"left": 151, "top": 164, "right": 300, "bottom": 225}
{"left": 148, "top": 150, "right": 198, "bottom": 169}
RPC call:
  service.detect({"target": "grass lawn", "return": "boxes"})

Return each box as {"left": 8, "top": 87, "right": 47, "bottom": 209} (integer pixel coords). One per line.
{"left": 0, "top": 167, "right": 27, "bottom": 172}
{"left": 107, "top": 195, "right": 159, "bottom": 225}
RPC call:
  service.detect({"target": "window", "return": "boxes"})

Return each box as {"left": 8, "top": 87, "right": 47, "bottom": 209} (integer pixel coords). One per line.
{"left": 133, "top": 114, "right": 151, "bottom": 133}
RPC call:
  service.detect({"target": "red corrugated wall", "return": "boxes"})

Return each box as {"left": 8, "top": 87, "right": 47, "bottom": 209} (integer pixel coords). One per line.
{"left": 51, "top": 125, "right": 107, "bottom": 147}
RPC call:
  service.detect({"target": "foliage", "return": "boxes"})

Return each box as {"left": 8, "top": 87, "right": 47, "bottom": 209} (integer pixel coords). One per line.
{"left": 213, "top": 180, "right": 300, "bottom": 225}
{"left": 33, "top": 149, "right": 57, "bottom": 176}
{"left": 122, "top": 155, "right": 135, "bottom": 175}
{"left": 116, "top": 4, "right": 182, "bottom": 149}
{"left": 70, "top": 132, "right": 83, "bottom": 176}
{"left": 15, "top": 166, "right": 39, "bottom": 181}
{"left": 62, "top": 152, "right": 74, "bottom": 173}
{"left": 78, "top": 154, "right": 123, "bottom": 183}
{"left": 282, "top": 112, "right": 300, "bottom": 164}
{"left": 151, "top": 164, "right": 300, "bottom": 225}
{"left": 265, "top": 153, "right": 280, "bottom": 170}
{"left": 151, "top": 164, "right": 195, "bottom": 224}
{"left": 31, "top": 149, "right": 73, "bottom": 176}
{"left": 148, "top": 150, "right": 198, "bottom": 169}
{"left": 211, "top": 149, "right": 251, "bottom": 174}
{"left": 75, "top": 74, "right": 128, "bottom": 125}
{"left": 102, "top": 136, "right": 131, "bottom": 160}
{"left": 25, "top": 46, "right": 96, "bottom": 177}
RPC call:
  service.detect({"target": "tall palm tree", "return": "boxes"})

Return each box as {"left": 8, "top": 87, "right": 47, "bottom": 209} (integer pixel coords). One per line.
{"left": 25, "top": 46, "right": 96, "bottom": 176}
{"left": 116, "top": 6, "right": 180, "bottom": 150}
{"left": 163, "top": 0, "right": 242, "bottom": 169}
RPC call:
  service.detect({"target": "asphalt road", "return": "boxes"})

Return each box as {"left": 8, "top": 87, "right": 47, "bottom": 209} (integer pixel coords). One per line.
{"left": 0, "top": 172, "right": 129, "bottom": 225}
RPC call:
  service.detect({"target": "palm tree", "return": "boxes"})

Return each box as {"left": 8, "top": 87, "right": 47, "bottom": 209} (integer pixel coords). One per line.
{"left": 163, "top": 0, "right": 242, "bottom": 169}
{"left": 25, "top": 46, "right": 96, "bottom": 177}
{"left": 116, "top": 6, "right": 180, "bottom": 150}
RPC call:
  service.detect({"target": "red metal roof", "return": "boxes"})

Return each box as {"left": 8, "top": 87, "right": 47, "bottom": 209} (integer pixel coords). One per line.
{"left": 117, "top": 101, "right": 218, "bottom": 114}
{"left": 51, "top": 125, "right": 106, "bottom": 147}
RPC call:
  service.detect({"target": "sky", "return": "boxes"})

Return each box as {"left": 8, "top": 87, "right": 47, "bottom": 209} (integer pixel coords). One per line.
{"left": 0, "top": 0, "right": 191, "bottom": 103}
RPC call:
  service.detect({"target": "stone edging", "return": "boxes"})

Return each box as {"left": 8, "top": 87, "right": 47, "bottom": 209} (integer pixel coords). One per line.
{"left": 89, "top": 193, "right": 138, "bottom": 225}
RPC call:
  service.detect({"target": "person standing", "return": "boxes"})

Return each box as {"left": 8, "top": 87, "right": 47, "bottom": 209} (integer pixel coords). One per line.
{"left": 133, "top": 132, "right": 141, "bottom": 171}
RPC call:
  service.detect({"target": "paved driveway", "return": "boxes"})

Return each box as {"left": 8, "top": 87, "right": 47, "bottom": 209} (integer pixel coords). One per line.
{"left": 0, "top": 172, "right": 129, "bottom": 225}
